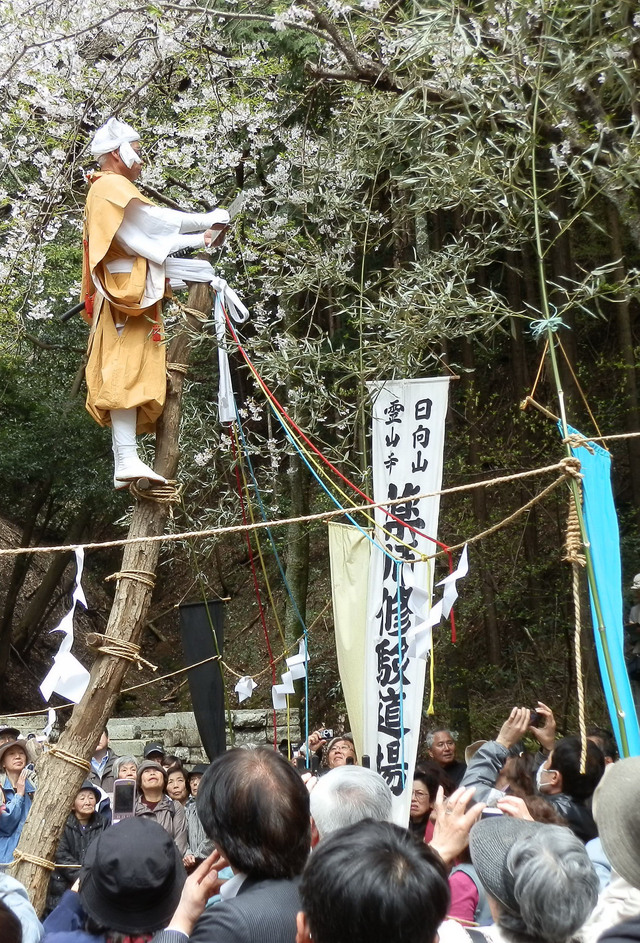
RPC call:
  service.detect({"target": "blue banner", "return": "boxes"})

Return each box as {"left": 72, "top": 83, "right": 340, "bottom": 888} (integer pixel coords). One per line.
{"left": 565, "top": 425, "right": 640, "bottom": 757}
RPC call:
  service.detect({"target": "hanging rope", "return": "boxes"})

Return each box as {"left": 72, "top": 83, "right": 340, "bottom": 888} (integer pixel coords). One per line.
{"left": 557, "top": 338, "right": 607, "bottom": 448}
{"left": 563, "top": 494, "right": 588, "bottom": 773}
{"left": 224, "top": 310, "right": 454, "bottom": 558}
{"left": 232, "top": 412, "right": 311, "bottom": 757}
{"left": 231, "top": 424, "right": 287, "bottom": 648}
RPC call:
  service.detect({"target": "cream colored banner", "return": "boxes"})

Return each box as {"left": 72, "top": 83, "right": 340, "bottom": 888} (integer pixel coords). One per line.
{"left": 328, "top": 521, "right": 371, "bottom": 762}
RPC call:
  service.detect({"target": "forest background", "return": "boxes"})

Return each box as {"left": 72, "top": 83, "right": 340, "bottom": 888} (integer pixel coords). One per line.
{"left": 1, "top": 0, "right": 639, "bottom": 748}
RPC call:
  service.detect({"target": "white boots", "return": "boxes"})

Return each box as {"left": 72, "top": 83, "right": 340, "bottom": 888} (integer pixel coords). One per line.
{"left": 110, "top": 408, "right": 167, "bottom": 490}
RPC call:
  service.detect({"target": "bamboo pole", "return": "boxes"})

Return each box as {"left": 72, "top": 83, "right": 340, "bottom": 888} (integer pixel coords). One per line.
{"left": 10, "top": 280, "right": 212, "bottom": 913}
{"left": 529, "top": 84, "right": 630, "bottom": 757}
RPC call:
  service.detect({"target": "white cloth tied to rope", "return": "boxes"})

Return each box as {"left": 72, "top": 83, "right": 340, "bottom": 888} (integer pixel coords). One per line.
{"left": 164, "top": 260, "right": 249, "bottom": 423}
{"left": 40, "top": 548, "right": 91, "bottom": 703}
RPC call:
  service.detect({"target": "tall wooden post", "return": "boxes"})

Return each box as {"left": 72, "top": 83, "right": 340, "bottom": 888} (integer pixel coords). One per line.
{"left": 11, "top": 281, "right": 212, "bottom": 913}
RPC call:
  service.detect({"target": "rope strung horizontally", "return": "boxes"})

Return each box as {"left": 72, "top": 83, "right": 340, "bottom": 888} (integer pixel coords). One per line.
{"left": 0, "top": 457, "right": 590, "bottom": 560}
{"left": 442, "top": 459, "right": 581, "bottom": 556}
{"left": 105, "top": 569, "right": 157, "bottom": 589}
{"left": 563, "top": 494, "right": 588, "bottom": 773}
{"left": 46, "top": 745, "right": 91, "bottom": 772}
{"left": 166, "top": 362, "right": 189, "bottom": 375}
{"left": 3, "top": 613, "right": 333, "bottom": 717}
{"left": 86, "top": 633, "right": 157, "bottom": 672}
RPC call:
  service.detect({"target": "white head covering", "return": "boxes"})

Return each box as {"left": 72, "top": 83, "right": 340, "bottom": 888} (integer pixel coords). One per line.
{"left": 632, "top": 573, "right": 640, "bottom": 590}
{"left": 90, "top": 117, "right": 141, "bottom": 168}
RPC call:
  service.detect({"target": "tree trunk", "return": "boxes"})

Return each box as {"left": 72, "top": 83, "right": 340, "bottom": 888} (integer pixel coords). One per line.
{"left": 11, "top": 280, "right": 212, "bottom": 913}
{"left": 461, "top": 339, "right": 501, "bottom": 664}
{"left": 13, "top": 506, "right": 92, "bottom": 653}
{"left": 0, "top": 478, "right": 52, "bottom": 701}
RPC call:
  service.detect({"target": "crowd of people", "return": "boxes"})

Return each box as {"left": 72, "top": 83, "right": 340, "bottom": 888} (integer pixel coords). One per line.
{"left": 1, "top": 705, "right": 640, "bottom": 943}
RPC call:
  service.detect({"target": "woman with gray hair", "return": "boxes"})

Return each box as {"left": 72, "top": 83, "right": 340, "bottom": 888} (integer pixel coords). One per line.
{"left": 469, "top": 816, "right": 598, "bottom": 943}
{"left": 112, "top": 755, "right": 137, "bottom": 780}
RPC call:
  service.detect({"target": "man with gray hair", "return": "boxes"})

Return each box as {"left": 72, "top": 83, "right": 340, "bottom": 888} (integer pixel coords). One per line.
{"left": 426, "top": 728, "right": 466, "bottom": 786}
{"left": 309, "top": 766, "right": 393, "bottom": 845}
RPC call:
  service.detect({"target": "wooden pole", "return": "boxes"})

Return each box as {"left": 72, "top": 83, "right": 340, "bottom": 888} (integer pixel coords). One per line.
{"left": 11, "top": 281, "right": 212, "bottom": 913}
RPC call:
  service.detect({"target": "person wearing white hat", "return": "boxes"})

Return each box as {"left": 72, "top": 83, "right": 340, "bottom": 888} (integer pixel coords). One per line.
{"left": 82, "top": 117, "right": 231, "bottom": 489}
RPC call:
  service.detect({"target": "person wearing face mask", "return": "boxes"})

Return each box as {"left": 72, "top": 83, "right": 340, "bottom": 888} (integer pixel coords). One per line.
{"left": 534, "top": 737, "right": 604, "bottom": 842}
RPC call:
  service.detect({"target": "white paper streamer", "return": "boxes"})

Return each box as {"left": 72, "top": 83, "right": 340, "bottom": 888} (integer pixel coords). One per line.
{"left": 286, "top": 640, "right": 309, "bottom": 680}
{"left": 272, "top": 686, "right": 288, "bottom": 710}
{"left": 436, "top": 545, "right": 469, "bottom": 618}
{"left": 42, "top": 708, "right": 56, "bottom": 738}
{"left": 235, "top": 676, "right": 257, "bottom": 703}
{"left": 40, "top": 548, "right": 91, "bottom": 704}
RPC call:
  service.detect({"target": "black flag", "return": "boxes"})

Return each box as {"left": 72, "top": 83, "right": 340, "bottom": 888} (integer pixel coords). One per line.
{"left": 179, "top": 600, "right": 226, "bottom": 761}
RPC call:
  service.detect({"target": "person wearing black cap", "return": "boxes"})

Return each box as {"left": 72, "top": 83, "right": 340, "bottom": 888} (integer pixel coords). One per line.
{"left": 42, "top": 817, "right": 186, "bottom": 941}
{"left": 144, "top": 742, "right": 165, "bottom": 764}
{"left": 135, "top": 761, "right": 188, "bottom": 855}
{"left": 45, "top": 781, "right": 108, "bottom": 914}
{"left": 0, "top": 726, "right": 21, "bottom": 746}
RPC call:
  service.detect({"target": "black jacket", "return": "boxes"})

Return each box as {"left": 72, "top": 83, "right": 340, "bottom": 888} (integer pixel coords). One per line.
{"left": 152, "top": 875, "right": 302, "bottom": 943}
{"left": 46, "top": 812, "right": 108, "bottom": 913}
{"left": 545, "top": 791, "right": 598, "bottom": 843}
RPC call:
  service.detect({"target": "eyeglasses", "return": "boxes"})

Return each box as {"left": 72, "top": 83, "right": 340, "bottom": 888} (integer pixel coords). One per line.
{"left": 411, "top": 790, "right": 429, "bottom": 800}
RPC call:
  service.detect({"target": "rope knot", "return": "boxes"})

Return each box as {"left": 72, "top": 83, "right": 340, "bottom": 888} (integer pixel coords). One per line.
{"left": 563, "top": 433, "right": 596, "bottom": 454}
{"left": 563, "top": 497, "right": 586, "bottom": 567}
{"left": 86, "top": 632, "right": 158, "bottom": 672}
{"left": 129, "top": 481, "right": 182, "bottom": 504}
{"left": 560, "top": 456, "right": 583, "bottom": 481}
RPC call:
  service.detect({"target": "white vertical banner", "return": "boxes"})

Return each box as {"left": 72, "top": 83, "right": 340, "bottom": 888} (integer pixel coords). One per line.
{"left": 364, "top": 378, "right": 449, "bottom": 824}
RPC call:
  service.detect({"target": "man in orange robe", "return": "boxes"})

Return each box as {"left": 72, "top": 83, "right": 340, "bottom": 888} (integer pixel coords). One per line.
{"left": 82, "top": 117, "right": 228, "bottom": 488}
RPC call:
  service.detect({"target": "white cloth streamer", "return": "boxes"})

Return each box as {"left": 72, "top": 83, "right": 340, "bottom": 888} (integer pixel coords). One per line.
{"left": 40, "top": 549, "right": 91, "bottom": 703}
{"left": 165, "top": 260, "right": 250, "bottom": 422}
{"left": 436, "top": 545, "right": 469, "bottom": 618}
